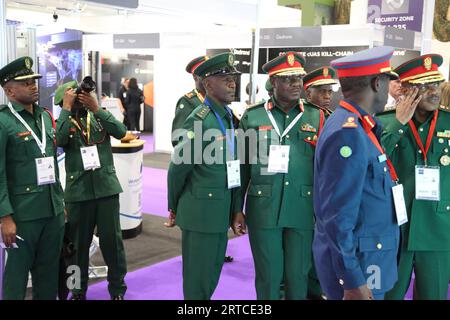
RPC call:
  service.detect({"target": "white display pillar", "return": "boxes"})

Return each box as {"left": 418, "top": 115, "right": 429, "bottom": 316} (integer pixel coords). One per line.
{"left": 420, "top": 0, "right": 435, "bottom": 54}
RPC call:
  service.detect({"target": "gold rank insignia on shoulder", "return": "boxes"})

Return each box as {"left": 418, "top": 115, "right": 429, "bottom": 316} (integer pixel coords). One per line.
{"left": 342, "top": 116, "right": 358, "bottom": 128}
{"left": 440, "top": 155, "right": 450, "bottom": 166}
{"left": 196, "top": 106, "right": 210, "bottom": 119}
{"left": 437, "top": 130, "right": 450, "bottom": 138}
{"left": 185, "top": 92, "right": 194, "bottom": 98}
{"left": 300, "top": 123, "right": 317, "bottom": 133}
{"left": 16, "top": 131, "right": 31, "bottom": 137}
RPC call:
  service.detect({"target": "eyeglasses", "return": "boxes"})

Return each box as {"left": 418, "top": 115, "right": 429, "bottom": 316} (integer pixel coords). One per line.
{"left": 274, "top": 75, "right": 303, "bottom": 85}
{"left": 413, "top": 82, "right": 442, "bottom": 92}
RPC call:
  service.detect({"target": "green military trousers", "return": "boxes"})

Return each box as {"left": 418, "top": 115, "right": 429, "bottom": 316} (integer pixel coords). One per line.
{"left": 66, "top": 195, "right": 127, "bottom": 297}
{"left": 181, "top": 229, "right": 228, "bottom": 300}
{"left": 385, "top": 250, "right": 450, "bottom": 300}
{"left": 3, "top": 214, "right": 64, "bottom": 300}
{"left": 248, "top": 227, "right": 313, "bottom": 300}
{"left": 307, "top": 257, "right": 323, "bottom": 299}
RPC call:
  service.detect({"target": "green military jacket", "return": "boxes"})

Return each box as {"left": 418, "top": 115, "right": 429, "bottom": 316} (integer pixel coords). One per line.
{"left": 168, "top": 96, "right": 241, "bottom": 233}
{"left": 171, "top": 89, "right": 205, "bottom": 146}
{"left": 238, "top": 98, "right": 324, "bottom": 229}
{"left": 379, "top": 105, "right": 450, "bottom": 251}
{"left": 56, "top": 108, "right": 127, "bottom": 202}
{"left": 0, "top": 102, "right": 64, "bottom": 222}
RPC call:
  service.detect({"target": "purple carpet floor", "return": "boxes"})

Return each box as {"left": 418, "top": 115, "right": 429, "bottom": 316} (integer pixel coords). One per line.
{"left": 87, "top": 140, "right": 449, "bottom": 300}
{"left": 141, "top": 166, "right": 168, "bottom": 218}
{"left": 87, "top": 234, "right": 256, "bottom": 300}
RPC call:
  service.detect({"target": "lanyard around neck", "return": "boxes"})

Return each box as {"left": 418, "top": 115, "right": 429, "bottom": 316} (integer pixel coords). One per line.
{"left": 265, "top": 100, "right": 303, "bottom": 142}
{"left": 71, "top": 111, "right": 92, "bottom": 145}
{"left": 340, "top": 100, "right": 399, "bottom": 182}
{"left": 8, "top": 103, "right": 47, "bottom": 156}
{"left": 204, "top": 98, "right": 235, "bottom": 159}
{"left": 407, "top": 110, "right": 438, "bottom": 166}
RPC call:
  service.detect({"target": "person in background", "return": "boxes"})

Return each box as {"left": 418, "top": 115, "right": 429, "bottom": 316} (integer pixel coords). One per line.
{"left": 440, "top": 81, "right": 450, "bottom": 108}
{"left": 125, "top": 78, "right": 144, "bottom": 131}
{"left": 303, "top": 66, "right": 339, "bottom": 117}
{"left": 118, "top": 78, "right": 129, "bottom": 128}
{"left": 385, "top": 78, "right": 403, "bottom": 111}
{"left": 171, "top": 55, "right": 209, "bottom": 146}
{"left": 54, "top": 80, "right": 128, "bottom": 300}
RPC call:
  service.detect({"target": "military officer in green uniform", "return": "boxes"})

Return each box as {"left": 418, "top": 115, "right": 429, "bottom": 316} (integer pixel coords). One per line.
{"left": 303, "top": 66, "right": 338, "bottom": 117}
{"left": 167, "top": 52, "right": 244, "bottom": 300}
{"left": 54, "top": 79, "right": 128, "bottom": 300}
{"left": 171, "top": 55, "right": 209, "bottom": 146}
{"left": 378, "top": 54, "right": 450, "bottom": 300}
{"left": 302, "top": 66, "right": 338, "bottom": 300}
{"left": 235, "top": 52, "right": 325, "bottom": 300}
{"left": 0, "top": 57, "right": 65, "bottom": 299}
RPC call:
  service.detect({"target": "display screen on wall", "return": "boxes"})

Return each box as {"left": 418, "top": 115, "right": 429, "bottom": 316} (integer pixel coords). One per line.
{"left": 367, "top": 0, "right": 424, "bottom": 32}
{"left": 37, "top": 29, "right": 83, "bottom": 111}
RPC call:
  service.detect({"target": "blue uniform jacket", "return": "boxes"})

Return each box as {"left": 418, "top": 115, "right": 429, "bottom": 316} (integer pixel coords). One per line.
{"left": 313, "top": 101, "right": 400, "bottom": 299}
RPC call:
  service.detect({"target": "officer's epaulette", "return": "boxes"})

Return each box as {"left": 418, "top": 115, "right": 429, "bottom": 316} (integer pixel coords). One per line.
{"left": 195, "top": 105, "right": 210, "bottom": 119}
{"left": 376, "top": 108, "right": 396, "bottom": 117}
{"left": 304, "top": 101, "right": 330, "bottom": 114}
{"left": 185, "top": 90, "right": 195, "bottom": 99}
{"left": 439, "top": 105, "right": 450, "bottom": 113}
{"left": 246, "top": 100, "right": 265, "bottom": 110}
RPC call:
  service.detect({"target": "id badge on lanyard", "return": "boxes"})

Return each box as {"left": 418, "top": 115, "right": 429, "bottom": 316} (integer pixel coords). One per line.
{"left": 80, "top": 145, "right": 101, "bottom": 170}
{"left": 415, "top": 165, "right": 440, "bottom": 201}
{"left": 268, "top": 145, "right": 290, "bottom": 173}
{"left": 8, "top": 103, "right": 56, "bottom": 185}
{"left": 265, "top": 103, "right": 302, "bottom": 174}
{"left": 35, "top": 157, "right": 56, "bottom": 185}
{"left": 206, "top": 99, "right": 241, "bottom": 189}
{"left": 392, "top": 184, "right": 408, "bottom": 226}
{"left": 227, "top": 160, "right": 241, "bottom": 189}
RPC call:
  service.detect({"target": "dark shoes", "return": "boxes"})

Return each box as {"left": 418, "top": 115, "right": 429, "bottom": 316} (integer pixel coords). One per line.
{"left": 224, "top": 255, "right": 234, "bottom": 263}
{"left": 111, "top": 295, "right": 124, "bottom": 300}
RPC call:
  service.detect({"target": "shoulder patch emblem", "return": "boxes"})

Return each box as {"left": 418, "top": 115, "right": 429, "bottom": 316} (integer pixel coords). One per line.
{"left": 340, "top": 146, "right": 352, "bottom": 158}
{"left": 342, "top": 116, "right": 358, "bottom": 128}
{"left": 179, "top": 104, "right": 185, "bottom": 109}
{"left": 196, "top": 106, "right": 210, "bottom": 119}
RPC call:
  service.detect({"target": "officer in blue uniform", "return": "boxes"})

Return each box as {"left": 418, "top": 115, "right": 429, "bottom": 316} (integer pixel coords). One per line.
{"left": 313, "top": 46, "right": 401, "bottom": 300}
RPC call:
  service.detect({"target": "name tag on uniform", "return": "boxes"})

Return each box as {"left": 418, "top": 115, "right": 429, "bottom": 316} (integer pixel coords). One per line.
{"left": 415, "top": 166, "right": 440, "bottom": 201}
{"left": 35, "top": 157, "right": 56, "bottom": 185}
{"left": 392, "top": 184, "right": 408, "bottom": 226}
{"left": 268, "top": 145, "right": 290, "bottom": 173}
{"left": 226, "top": 160, "right": 241, "bottom": 189}
{"left": 80, "top": 145, "right": 101, "bottom": 171}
